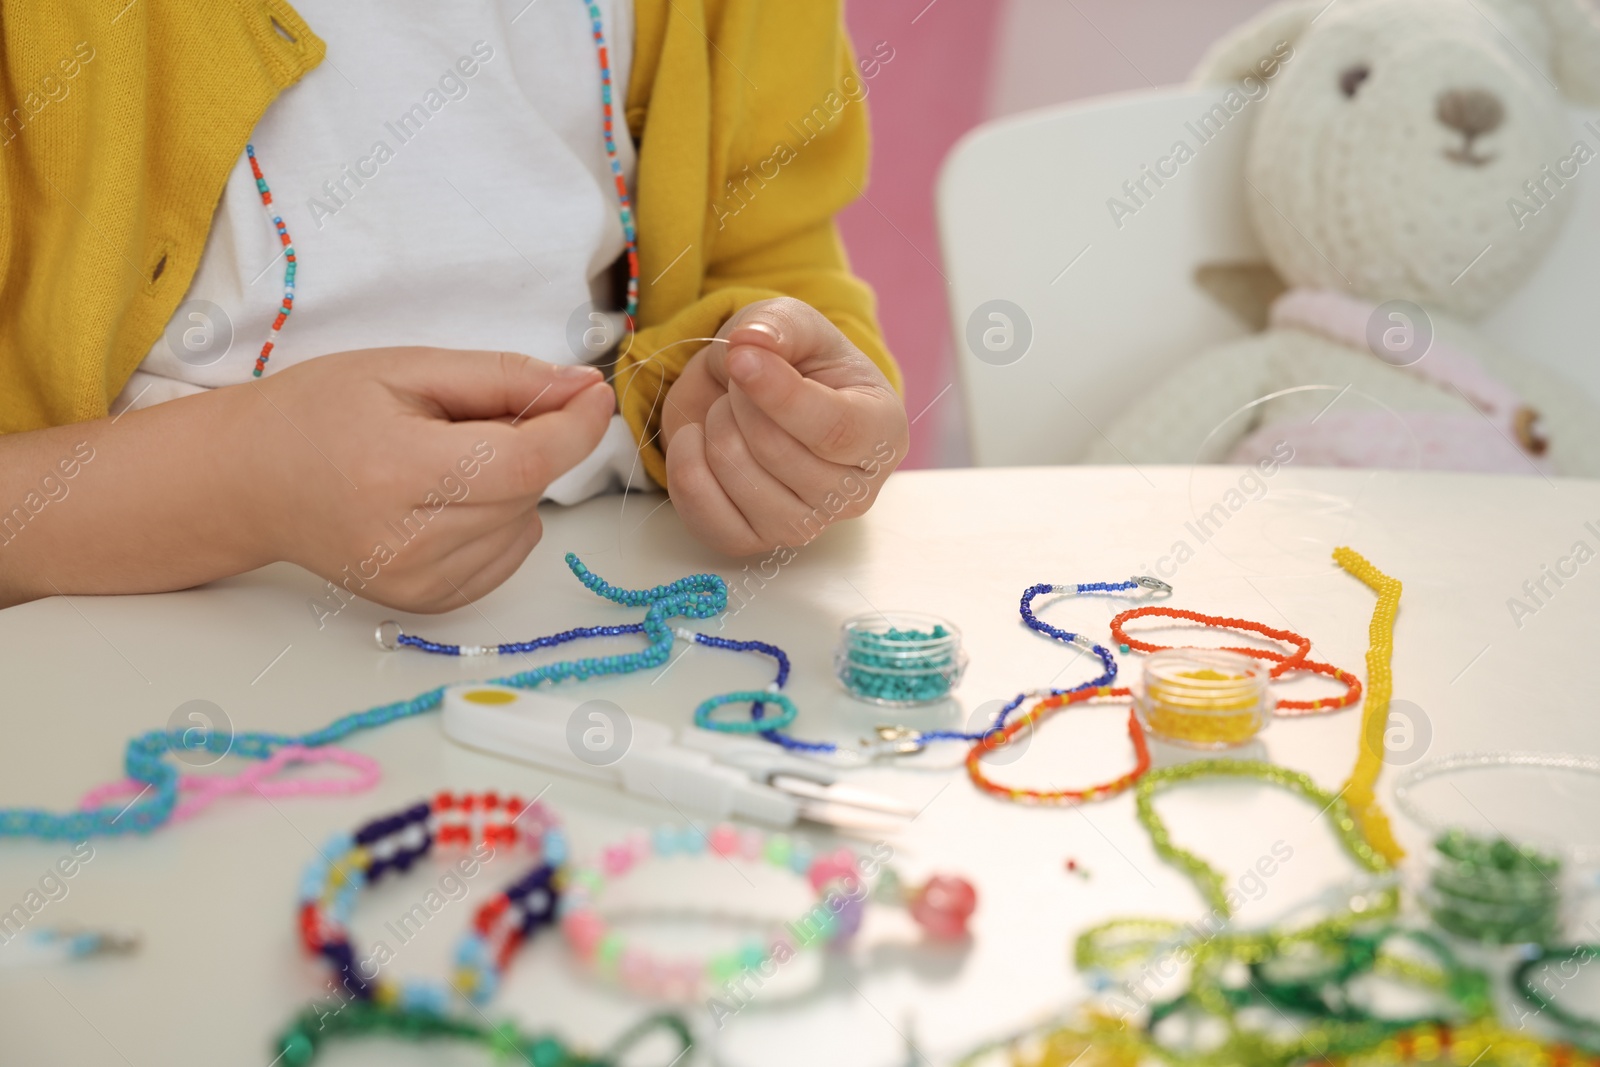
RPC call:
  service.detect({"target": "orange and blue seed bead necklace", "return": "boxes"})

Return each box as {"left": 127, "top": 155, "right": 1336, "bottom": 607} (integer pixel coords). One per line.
{"left": 244, "top": 143, "right": 295, "bottom": 378}
{"left": 245, "top": 0, "right": 638, "bottom": 379}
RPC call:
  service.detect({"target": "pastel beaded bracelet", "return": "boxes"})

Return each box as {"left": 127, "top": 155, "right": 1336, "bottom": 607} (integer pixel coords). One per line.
{"left": 559, "top": 823, "right": 977, "bottom": 1001}
{"left": 298, "top": 792, "right": 564, "bottom": 1011}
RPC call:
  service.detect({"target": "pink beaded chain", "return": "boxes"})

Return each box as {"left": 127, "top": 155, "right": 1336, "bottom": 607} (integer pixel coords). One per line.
{"left": 78, "top": 745, "right": 379, "bottom": 823}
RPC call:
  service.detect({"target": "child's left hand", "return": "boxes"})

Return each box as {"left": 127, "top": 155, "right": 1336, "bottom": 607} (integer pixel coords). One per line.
{"left": 660, "top": 298, "right": 908, "bottom": 555}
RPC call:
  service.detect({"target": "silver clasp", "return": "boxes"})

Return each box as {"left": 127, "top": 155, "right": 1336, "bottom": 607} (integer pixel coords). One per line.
{"left": 870, "top": 725, "right": 928, "bottom": 757}
{"left": 1133, "top": 575, "right": 1173, "bottom": 594}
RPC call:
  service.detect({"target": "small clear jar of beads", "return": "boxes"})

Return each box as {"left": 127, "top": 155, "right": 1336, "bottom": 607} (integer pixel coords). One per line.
{"left": 1417, "top": 829, "right": 1569, "bottom": 945}
{"left": 834, "top": 613, "right": 967, "bottom": 707}
{"left": 1134, "top": 648, "right": 1270, "bottom": 749}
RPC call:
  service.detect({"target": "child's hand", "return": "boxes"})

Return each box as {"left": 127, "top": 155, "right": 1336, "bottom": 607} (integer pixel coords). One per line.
{"left": 660, "top": 298, "right": 908, "bottom": 555}
{"left": 248, "top": 348, "right": 614, "bottom": 610}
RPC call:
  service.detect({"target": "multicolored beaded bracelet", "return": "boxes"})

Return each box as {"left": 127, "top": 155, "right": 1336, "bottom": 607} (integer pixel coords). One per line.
{"left": 271, "top": 1001, "right": 692, "bottom": 1067}
{"left": 559, "top": 823, "right": 976, "bottom": 1002}
{"left": 298, "top": 792, "right": 565, "bottom": 1011}
{"left": 1109, "top": 605, "right": 1362, "bottom": 716}
{"left": 0, "top": 553, "right": 728, "bottom": 841}
{"left": 965, "top": 686, "right": 1151, "bottom": 804}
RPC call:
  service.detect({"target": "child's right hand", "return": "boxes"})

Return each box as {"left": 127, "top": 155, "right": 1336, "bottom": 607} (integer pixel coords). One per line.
{"left": 245, "top": 348, "right": 616, "bottom": 612}
{"left": 0, "top": 348, "right": 614, "bottom": 610}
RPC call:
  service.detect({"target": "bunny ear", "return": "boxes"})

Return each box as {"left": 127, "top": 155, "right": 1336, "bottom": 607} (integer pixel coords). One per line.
{"left": 1192, "top": 0, "right": 1324, "bottom": 84}
{"left": 1530, "top": 0, "right": 1600, "bottom": 105}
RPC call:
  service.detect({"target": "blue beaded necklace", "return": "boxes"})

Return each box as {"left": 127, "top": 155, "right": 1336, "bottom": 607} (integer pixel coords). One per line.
{"left": 874, "top": 576, "right": 1170, "bottom": 748}
{"left": 383, "top": 575, "right": 1171, "bottom": 760}
{"left": 0, "top": 555, "right": 726, "bottom": 841}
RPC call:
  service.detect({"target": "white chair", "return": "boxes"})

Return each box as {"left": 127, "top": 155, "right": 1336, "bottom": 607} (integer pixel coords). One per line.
{"left": 936, "top": 87, "right": 1600, "bottom": 467}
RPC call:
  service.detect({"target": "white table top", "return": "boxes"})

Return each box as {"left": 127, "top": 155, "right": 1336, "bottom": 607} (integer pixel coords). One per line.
{"left": 3, "top": 466, "right": 1598, "bottom": 1066}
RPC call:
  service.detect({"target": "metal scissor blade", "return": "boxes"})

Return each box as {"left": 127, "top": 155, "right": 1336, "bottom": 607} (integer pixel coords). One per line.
{"left": 770, "top": 773, "right": 920, "bottom": 819}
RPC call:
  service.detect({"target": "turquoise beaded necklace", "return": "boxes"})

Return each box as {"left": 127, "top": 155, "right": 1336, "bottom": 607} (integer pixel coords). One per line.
{"left": 0, "top": 555, "right": 726, "bottom": 841}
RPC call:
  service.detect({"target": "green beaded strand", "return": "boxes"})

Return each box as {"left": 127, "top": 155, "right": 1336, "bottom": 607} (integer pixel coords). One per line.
{"left": 1135, "top": 759, "right": 1392, "bottom": 919}
{"left": 272, "top": 1002, "right": 691, "bottom": 1067}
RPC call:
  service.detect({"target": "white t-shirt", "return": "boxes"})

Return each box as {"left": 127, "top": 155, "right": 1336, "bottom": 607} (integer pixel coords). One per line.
{"left": 115, "top": 0, "right": 640, "bottom": 504}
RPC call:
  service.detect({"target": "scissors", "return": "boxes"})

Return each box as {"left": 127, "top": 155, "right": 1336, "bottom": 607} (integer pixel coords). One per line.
{"left": 441, "top": 684, "right": 921, "bottom": 832}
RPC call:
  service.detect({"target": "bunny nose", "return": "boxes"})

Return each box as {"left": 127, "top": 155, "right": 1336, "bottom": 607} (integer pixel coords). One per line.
{"left": 1436, "top": 87, "right": 1504, "bottom": 137}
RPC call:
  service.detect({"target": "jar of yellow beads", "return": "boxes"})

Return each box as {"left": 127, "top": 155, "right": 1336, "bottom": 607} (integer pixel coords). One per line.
{"left": 1134, "top": 649, "right": 1269, "bottom": 749}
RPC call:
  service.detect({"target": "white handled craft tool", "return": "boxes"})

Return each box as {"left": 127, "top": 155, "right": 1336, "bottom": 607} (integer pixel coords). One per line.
{"left": 441, "top": 684, "right": 919, "bottom": 831}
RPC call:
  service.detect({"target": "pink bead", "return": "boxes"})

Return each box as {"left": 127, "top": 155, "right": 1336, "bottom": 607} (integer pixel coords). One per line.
{"left": 806, "top": 848, "right": 858, "bottom": 894}
{"left": 667, "top": 962, "right": 703, "bottom": 1000}
{"left": 601, "top": 844, "right": 633, "bottom": 877}
{"left": 627, "top": 829, "right": 651, "bottom": 861}
{"left": 909, "top": 875, "right": 978, "bottom": 940}
{"left": 738, "top": 828, "right": 765, "bottom": 860}
{"left": 709, "top": 824, "right": 740, "bottom": 856}
{"left": 562, "top": 909, "right": 605, "bottom": 958}
{"left": 620, "top": 948, "right": 653, "bottom": 991}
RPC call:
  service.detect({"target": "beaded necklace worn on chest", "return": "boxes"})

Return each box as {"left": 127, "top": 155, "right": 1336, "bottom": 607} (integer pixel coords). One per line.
{"left": 244, "top": 0, "right": 637, "bottom": 378}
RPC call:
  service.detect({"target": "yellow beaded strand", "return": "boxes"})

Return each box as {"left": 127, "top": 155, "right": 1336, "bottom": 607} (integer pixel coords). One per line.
{"left": 1333, "top": 546, "right": 1407, "bottom": 865}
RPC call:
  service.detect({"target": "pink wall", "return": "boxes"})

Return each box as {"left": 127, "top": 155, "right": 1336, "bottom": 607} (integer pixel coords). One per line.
{"left": 840, "top": 0, "right": 1003, "bottom": 469}
{"left": 839, "top": 0, "right": 1274, "bottom": 467}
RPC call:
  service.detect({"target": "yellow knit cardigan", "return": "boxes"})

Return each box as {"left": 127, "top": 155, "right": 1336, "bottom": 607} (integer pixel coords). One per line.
{"left": 0, "top": 0, "right": 898, "bottom": 488}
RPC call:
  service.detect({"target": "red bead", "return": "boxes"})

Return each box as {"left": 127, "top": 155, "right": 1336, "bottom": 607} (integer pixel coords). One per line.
{"left": 484, "top": 791, "right": 500, "bottom": 809}
{"left": 435, "top": 791, "right": 454, "bottom": 810}
{"left": 298, "top": 903, "right": 319, "bottom": 949}
{"left": 909, "top": 875, "right": 977, "bottom": 939}
{"left": 495, "top": 928, "right": 525, "bottom": 970}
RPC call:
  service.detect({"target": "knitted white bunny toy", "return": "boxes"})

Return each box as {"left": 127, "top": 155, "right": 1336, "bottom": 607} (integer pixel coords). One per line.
{"left": 1087, "top": 0, "right": 1600, "bottom": 475}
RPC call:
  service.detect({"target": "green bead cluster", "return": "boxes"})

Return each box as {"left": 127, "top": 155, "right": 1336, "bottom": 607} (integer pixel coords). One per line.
{"left": 1056, "top": 912, "right": 1491, "bottom": 1067}
{"left": 1424, "top": 829, "right": 1564, "bottom": 945}
{"left": 272, "top": 1002, "right": 690, "bottom": 1067}
{"left": 837, "top": 624, "right": 962, "bottom": 705}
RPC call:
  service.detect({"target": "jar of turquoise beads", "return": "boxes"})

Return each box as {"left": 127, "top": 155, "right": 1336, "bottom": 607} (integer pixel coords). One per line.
{"left": 834, "top": 612, "right": 967, "bottom": 707}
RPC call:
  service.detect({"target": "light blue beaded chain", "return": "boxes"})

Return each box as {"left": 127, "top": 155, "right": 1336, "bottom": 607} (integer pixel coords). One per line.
{"left": 0, "top": 555, "right": 726, "bottom": 841}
